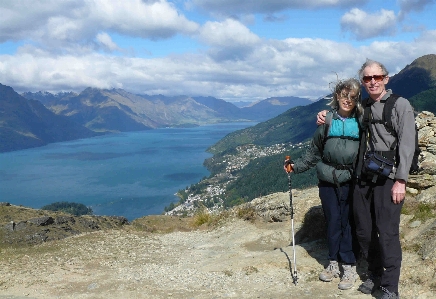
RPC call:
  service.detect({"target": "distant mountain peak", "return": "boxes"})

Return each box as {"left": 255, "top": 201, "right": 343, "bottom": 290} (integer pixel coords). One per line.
{"left": 402, "top": 54, "right": 436, "bottom": 78}
{"left": 267, "top": 98, "right": 291, "bottom": 106}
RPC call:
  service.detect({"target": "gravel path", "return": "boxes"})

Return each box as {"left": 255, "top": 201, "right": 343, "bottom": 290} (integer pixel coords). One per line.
{"left": 0, "top": 216, "right": 434, "bottom": 299}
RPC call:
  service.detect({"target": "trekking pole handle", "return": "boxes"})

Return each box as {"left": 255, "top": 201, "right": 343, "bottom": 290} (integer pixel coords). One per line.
{"left": 285, "top": 155, "right": 292, "bottom": 173}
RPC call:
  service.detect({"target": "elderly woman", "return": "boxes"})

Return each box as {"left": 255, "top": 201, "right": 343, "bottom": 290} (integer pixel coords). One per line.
{"left": 284, "top": 78, "right": 362, "bottom": 290}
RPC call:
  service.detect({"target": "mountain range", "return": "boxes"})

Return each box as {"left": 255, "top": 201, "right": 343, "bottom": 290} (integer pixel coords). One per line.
{"left": 21, "top": 89, "right": 312, "bottom": 132}
{"left": 0, "top": 84, "right": 98, "bottom": 153}
{"left": 1, "top": 85, "right": 310, "bottom": 153}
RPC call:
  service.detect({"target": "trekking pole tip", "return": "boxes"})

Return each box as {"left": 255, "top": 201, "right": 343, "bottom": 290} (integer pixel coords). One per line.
{"left": 293, "top": 273, "right": 298, "bottom": 285}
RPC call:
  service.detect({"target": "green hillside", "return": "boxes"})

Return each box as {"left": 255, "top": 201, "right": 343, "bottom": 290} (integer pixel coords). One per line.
{"left": 208, "top": 98, "right": 330, "bottom": 155}
{"left": 409, "top": 88, "right": 436, "bottom": 114}
{"left": 222, "top": 150, "right": 318, "bottom": 207}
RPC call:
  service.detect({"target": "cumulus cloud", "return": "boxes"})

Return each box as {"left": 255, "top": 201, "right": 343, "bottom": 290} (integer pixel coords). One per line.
{"left": 0, "top": 1, "right": 434, "bottom": 102}
{"left": 398, "top": 0, "right": 435, "bottom": 20}
{"left": 0, "top": 29, "right": 433, "bottom": 101}
{"left": 341, "top": 8, "right": 397, "bottom": 40}
{"left": 96, "top": 32, "right": 120, "bottom": 52}
{"left": 190, "top": 0, "right": 368, "bottom": 15}
{"left": 0, "top": 0, "right": 84, "bottom": 42}
{"left": 197, "top": 19, "right": 261, "bottom": 61}
{"left": 0, "top": 0, "right": 199, "bottom": 53}
{"left": 199, "top": 19, "right": 260, "bottom": 47}
{"left": 263, "top": 14, "right": 289, "bottom": 23}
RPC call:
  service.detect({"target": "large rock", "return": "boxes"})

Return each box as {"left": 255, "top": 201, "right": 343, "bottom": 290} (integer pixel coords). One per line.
{"left": 407, "top": 174, "right": 436, "bottom": 189}
{"left": 419, "top": 220, "right": 436, "bottom": 260}
{"left": 416, "top": 185, "right": 436, "bottom": 204}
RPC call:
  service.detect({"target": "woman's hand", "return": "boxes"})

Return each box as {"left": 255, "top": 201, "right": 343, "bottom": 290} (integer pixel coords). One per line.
{"left": 284, "top": 159, "right": 294, "bottom": 173}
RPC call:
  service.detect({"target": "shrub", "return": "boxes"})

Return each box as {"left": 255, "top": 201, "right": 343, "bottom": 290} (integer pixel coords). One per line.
{"left": 236, "top": 206, "right": 256, "bottom": 222}
{"left": 192, "top": 208, "right": 212, "bottom": 227}
{"left": 41, "top": 201, "right": 93, "bottom": 216}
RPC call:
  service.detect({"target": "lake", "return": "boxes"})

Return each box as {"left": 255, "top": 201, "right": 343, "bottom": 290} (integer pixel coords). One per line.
{"left": 0, "top": 122, "right": 256, "bottom": 220}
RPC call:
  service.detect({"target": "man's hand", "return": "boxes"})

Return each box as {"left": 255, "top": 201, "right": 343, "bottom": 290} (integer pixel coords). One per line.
{"left": 391, "top": 179, "right": 406, "bottom": 204}
{"left": 316, "top": 110, "right": 328, "bottom": 125}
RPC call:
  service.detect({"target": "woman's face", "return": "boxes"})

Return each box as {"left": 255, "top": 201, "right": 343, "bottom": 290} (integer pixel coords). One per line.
{"left": 337, "top": 90, "right": 357, "bottom": 117}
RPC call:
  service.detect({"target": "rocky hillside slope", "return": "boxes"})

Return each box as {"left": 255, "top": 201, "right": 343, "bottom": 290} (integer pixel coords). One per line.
{"left": 0, "top": 184, "right": 435, "bottom": 298}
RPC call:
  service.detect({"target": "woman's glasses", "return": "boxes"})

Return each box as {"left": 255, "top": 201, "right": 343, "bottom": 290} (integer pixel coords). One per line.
{"left": 362, "top": 75, "right": 386, "bottom": 83}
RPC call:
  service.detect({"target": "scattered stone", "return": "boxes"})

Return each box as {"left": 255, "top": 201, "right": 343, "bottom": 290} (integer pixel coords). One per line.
{"left": 28, "top": 216, "right": 54, "bottom": 226}
{"left": 406, "top": 187, "right": 418, "bottom": 195}
{"left": 416, "top": 185, "right": 436, "bottom": 203}
{"left": 410, "top": 220, "right": 421, "bottom": 228}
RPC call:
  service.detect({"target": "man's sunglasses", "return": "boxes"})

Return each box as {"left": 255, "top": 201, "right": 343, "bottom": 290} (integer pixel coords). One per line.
{"left": 362, "top": 75, "right": 386, "bottom": 83}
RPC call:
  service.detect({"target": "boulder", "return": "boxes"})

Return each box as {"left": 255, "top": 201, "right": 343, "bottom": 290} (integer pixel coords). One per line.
{"left": 416, "top": 185, "right": 436, "bottom": 204}
{"left": 28, "top": 216, "right": 54, "bottom": 226}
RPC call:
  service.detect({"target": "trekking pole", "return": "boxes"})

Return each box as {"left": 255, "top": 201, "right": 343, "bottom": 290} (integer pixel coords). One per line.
{"left": 285, "top": 155, "right": 298, "bottom": 285}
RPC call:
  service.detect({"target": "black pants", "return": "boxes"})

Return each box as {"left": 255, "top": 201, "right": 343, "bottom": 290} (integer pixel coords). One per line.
{"left": 353, "top": 178, "right": 403, "bottom": 293}
{"left": 319, "top": 181, "right": 356, "bottom": 264}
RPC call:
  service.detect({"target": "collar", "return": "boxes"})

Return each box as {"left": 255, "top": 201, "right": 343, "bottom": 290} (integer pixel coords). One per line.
{"left": 333, "top": 109, "right": 355, "bottom": 121}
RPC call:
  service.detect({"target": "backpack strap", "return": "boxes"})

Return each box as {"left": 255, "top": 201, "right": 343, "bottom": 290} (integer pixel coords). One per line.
{"left": 369, "top": 94, "right": 400, "bottom": 151}
{"left": 382, "top": 94, "right": 400, "bottom": 136}
{"left": 354, "top": 98, "right": 371, "bottom": 181}
{"left": 322, "top": 111, "right": 334, "bottom": 145}
{"left": 361, "top": 97, "right": 372, "bottom": 131}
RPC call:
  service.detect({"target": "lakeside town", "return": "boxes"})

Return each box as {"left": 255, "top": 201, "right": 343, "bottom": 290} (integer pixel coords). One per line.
{"left": 166, "top": 141, "right": 310, "bottom": 216}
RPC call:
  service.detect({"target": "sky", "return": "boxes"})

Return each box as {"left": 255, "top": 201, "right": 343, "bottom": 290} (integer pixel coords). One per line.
{"left": 0, "top": 0, "right": 435, "bottom": 103}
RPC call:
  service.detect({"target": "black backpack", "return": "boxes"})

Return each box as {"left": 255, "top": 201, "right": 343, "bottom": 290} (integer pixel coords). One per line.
{"left": 361, "top": 94, "right": 420, "bottom": 175}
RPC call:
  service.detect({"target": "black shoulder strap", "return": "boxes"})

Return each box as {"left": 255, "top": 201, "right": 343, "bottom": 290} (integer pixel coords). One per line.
{"left": 382, "top": 94, "right": 400, "bottom": 137}
{"left": 361, "top": 97, "right": 372, "bottom": 131}
{"left": 367, "top": 94, "right": 400, "bottom": 151}
{"left": 354, "top": 98, "right": 371, "bottom": 181}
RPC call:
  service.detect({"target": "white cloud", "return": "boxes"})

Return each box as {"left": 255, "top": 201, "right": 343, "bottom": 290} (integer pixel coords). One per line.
{"left": 90, "top": 0, "right": 199, "bottom": 39}
{"left": 0, "top": 1, "right": 434, "bottom": 102}
{"left": 0, "top": 0, "right": 85, "bottom": 42}
{"left": 96, "top": 32, "right": 120, "bottom": 52}
{"left": 199, "top": 19, "right": 260, "bottom": 47}
{"left": 0, "top": 0, "right": 199, "bottom": 52}
{"left": 197, "top": 19, "right": 261, "bottom": 61}
{"left": 191, "top": 0, "right": 368, "bottom": 15}
{"left": 341, "top": 8, "right": 397, "bottom": 40}
{"left": 398, "top": 0, "right": 435, "bottom": 20}
{"left": 0, "top": 29, "right": 433, "bottom": 102}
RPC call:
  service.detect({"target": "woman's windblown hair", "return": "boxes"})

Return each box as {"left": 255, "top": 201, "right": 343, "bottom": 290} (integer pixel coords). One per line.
{"left": 327, "top": 78, "right": 363, "bottom": 116}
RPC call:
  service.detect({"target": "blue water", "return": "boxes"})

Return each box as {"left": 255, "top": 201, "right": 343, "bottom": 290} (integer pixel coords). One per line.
{"left": 0, "top": 122, "right": 256, "bottom": 220}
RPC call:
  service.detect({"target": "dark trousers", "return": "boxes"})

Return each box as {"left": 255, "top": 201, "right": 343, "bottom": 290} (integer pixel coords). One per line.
{"left": 318, "top": 181, "right": 356, "bottom": 264}
{"left": 353, "top": 178, "right": 403, "bottom": 293}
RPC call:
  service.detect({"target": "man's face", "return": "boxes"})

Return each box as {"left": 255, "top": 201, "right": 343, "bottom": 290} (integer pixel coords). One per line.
{"left": 361, "top": 64, "right": 389, "bottom": 101}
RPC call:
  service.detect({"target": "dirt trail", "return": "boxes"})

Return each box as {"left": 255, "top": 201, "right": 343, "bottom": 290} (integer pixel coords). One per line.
{"left": 0, "top": 216, "right": 434, "bottom": 299}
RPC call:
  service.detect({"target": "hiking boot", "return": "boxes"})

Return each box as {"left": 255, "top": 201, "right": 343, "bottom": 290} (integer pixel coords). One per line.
{"left": 381, "top": 287, "right": 400, "bottom": 299}
{"left": 319, "top": 260, "right": 340, "bottom": 282}
{"left": 357, "top": 271, "right": 381, "bottom": 294}
{"left": 338, "top": 264, "right": 358, "bottom": 290}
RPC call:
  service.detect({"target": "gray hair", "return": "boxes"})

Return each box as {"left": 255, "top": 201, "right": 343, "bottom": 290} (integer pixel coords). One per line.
{"left": 358, "top": 58, "right": 389, "bottom": 80}
{"left": 328, "top": 78, "right": 363, "bottom": 116}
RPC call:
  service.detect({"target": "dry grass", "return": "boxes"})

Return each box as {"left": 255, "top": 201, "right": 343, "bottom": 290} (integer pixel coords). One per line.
{"left": 131, "top": 215, "right": 195, "bottom": 233}
{"left": 235, "top": 206, "right": 257, "bottom": 222}
{"left": 401, "top": 200, "right": 436, "bottom": 222}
